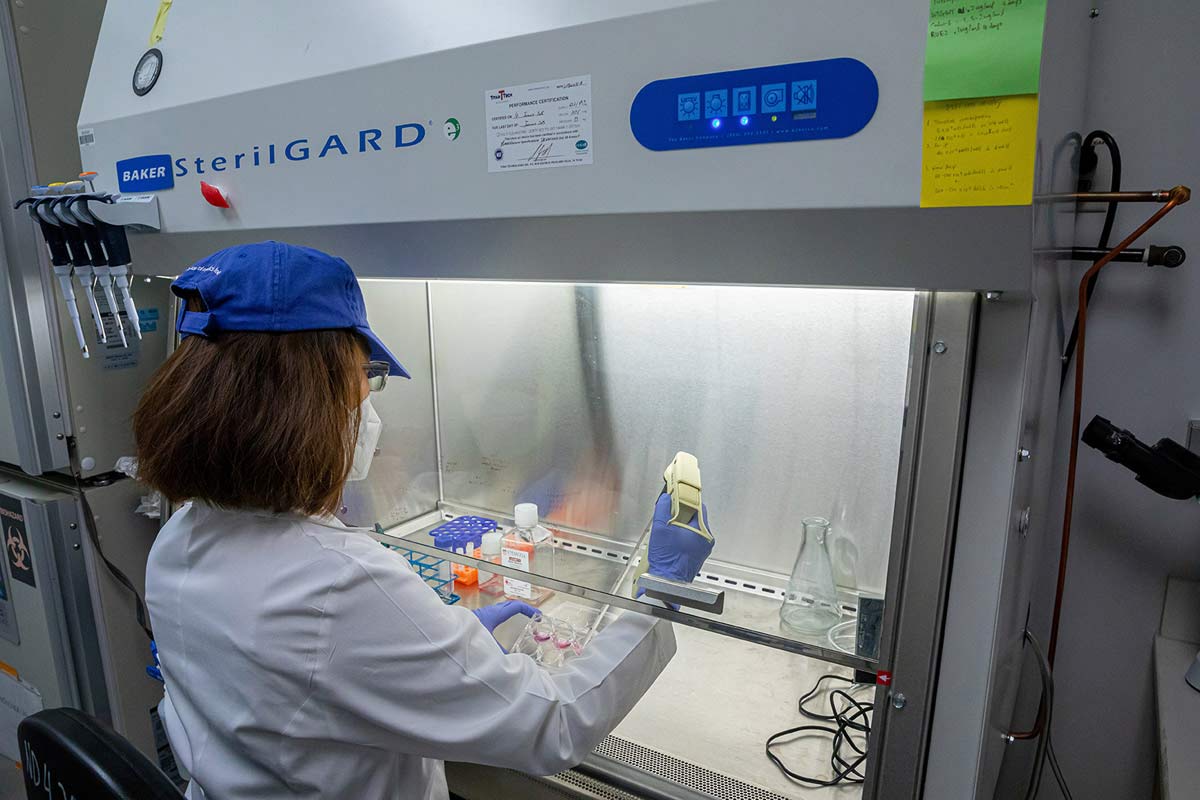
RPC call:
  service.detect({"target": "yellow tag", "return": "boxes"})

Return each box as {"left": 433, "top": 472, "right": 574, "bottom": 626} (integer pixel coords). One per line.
{"left": 149, "top": 0, "right": 173, "bottom": 46}
{"left": 920, "top": 94, "right": 1039, "bottom": 208}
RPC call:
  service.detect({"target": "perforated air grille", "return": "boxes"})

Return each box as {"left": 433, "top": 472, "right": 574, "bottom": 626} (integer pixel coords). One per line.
{"left": 592, "top": 736, "right": 790, "bottom": 800}
{"left": 538, "top": 770, "right": 645, "bottom": 800}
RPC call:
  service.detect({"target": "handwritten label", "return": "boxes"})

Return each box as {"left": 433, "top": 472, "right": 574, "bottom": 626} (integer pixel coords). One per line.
{"left": 486, "top": 75, "right": 592, "bottom": 173}
{"left": 920, "top": 94, "right": 1038, "bottom": 208}
{"left": 924, "top": 0, "right": 1048, "bottom": 101}
{"left": 501, "top": 547, "right": 533, "bottom": 599}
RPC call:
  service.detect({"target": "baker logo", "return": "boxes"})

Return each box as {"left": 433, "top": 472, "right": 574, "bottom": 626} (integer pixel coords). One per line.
{"left": 116, "top": 153, "right": 175, "bottom": 193}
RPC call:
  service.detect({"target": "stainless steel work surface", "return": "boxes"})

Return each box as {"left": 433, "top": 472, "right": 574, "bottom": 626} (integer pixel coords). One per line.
{"left": 410, "top": 558, "right": 870, "bottom": 798}
{"left": 613, "top": 622, "right": 866, "bottom": 798}
{"left": 391, "top": 509, "right": 875, "bottom": 668}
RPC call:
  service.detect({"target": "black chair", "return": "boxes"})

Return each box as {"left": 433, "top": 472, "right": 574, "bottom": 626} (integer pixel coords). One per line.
{"left": 18, "top": 707, "right": 184, "bottom": 799}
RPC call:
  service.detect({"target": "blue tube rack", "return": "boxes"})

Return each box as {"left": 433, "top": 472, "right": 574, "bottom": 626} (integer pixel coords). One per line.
{"left": 429, "top": 515, "right": 498, "bottom": 549}
{"left": 381, "top": 542, "right": 460, "bottom": 605}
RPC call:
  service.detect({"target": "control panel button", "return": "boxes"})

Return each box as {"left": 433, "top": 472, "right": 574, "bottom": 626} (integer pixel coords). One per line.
{"left": 732, "top": 86, "right": 756, "bottom": 115}
{"left": 791, "top": 80, "right": 818, "bottom": 112}
{"left": 677, "top": 92, "right": 700, "bottom": 121}
{"left": 704, "top": 89, "right": 728, "bottom": 118}
{"left": 761, "top": 83, "right": 787, "bottom": 113}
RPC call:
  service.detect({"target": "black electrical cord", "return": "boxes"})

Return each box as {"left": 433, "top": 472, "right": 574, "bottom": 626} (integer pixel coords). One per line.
{"left": 1060, "top": 130, "right": 1122, "bottom": 389}
{"left": 765, "top": 674, "right": 873, "bottom": 787}
{"left": 79, "top": 490, "right": 154, "bottom": 641}
{"left": 1047, "top": 732, "right": 1075, "bottom": 800}
{"left": 1013, "top": 630, "right": 1076, "bottom": 800}
{"left": 1020, "top": 631, "right": 1053, "bottom": 800}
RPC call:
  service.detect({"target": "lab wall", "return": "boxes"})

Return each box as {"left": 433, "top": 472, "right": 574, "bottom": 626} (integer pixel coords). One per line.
{"left": 1019, "top": 3, "right": 1200, "bottom": 798}
{"left": 11, "top": 0, "right": 105, "bottom": 184}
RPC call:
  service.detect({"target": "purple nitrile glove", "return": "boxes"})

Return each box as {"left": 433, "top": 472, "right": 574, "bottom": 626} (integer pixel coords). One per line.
{"left": 647, "top": 491, "right": 715, "bottom": 584}
{"left": 473, "top": 600, "right": 538, "bottom": 651}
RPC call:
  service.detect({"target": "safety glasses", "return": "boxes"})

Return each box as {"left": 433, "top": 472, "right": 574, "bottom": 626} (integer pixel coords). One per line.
{"left": 363, "top": 360, "right": 390, "bottom": 392}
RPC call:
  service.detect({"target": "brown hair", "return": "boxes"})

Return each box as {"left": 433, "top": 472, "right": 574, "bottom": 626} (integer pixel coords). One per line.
{"left": 133, "top": 316, "right": 367, "bottom": 517}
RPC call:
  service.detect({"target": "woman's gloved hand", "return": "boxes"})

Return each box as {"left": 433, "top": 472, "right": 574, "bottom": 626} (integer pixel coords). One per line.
{"left": 647, "top": 492, "right": 715, "bottom": 583}
{"left": 473, "top": 600, "right": 538, "bottom": 651}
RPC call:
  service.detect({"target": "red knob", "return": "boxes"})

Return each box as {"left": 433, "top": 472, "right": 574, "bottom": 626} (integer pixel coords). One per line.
{"left": 200, "top": 180, "right": 231, "bottom": 208}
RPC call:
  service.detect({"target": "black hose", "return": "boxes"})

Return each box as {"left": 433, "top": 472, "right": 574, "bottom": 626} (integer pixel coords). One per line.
{"left": 1061, "top": 131, "right": 1121, "bottom": 389}
{"left": 1048, "top": 731, "right": 1075, "bottom": 800}
{"left": 1022, "top": 631, "right": 1053, "bottom": 800}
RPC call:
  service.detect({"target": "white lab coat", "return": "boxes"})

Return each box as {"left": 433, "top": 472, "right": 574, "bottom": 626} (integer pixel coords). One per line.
{"left": 145, "top": 503, "right": 676, "bottom": 800}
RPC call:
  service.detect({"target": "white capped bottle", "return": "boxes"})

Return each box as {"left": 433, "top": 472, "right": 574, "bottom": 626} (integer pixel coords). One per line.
{"left": 501, "top": 503, "right": 554, "bottom": 605}
{"left": 477, "top": 529, "right": 504, "bottom": 593}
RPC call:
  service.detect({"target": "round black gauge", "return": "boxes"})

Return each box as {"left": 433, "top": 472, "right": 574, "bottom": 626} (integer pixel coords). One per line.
{"left": 132, "top": 48, "right": 163, "bottom": 96}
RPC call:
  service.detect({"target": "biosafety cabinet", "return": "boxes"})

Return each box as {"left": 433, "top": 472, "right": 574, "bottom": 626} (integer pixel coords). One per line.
{"left": 0, "top": 0, "right": 1096, "bottom": 797}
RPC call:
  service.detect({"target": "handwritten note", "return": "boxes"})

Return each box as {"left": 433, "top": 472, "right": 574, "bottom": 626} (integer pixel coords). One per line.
{"left": 486, "top": 75, "right": 592, "bottom": 173}
{"left": 924, "top": 0, "right": 1048, "bottom": 101}
{"left": 920, "top": 94, "right": 1038, "bottom": 207}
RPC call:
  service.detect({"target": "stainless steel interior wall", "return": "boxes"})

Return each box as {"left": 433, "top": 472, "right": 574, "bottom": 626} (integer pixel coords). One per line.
{"left": 337, "top": 279, "right": 440, "bottom": 529}
{"left": 431, "top": 282, "right": 915, "bottom": 593}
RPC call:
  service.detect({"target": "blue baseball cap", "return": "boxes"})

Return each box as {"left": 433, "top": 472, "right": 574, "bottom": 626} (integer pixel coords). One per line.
{"left": 171, "top": 241, "right": 409, "bottom": 379}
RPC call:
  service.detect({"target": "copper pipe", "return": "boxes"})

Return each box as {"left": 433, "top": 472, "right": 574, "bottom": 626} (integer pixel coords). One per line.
{"left": 1039, "top": 189, "right": 1176, "bottom": 203}
{"left": 1006, "top": 630, "right": 1054, "bottom": 745}
{"left": 1008, "top": 697, "right": 1047, "bottom": 741}
{"left": 1048, "top": 185, "right": 1190, "bottom": 667}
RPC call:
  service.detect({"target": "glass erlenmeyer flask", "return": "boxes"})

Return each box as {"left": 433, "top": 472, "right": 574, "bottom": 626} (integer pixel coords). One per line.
{"left": 780, "top": 516, "right": 842, "bottom": 635}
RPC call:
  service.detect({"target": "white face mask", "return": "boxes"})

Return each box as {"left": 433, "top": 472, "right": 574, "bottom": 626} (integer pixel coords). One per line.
{"left": 348, "top": 396, "right": 382, "bottom": 481}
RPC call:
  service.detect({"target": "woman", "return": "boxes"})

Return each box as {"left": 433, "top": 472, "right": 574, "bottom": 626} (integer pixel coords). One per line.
{"left": 134, "top": 241, "right": 714, "bottom": 800}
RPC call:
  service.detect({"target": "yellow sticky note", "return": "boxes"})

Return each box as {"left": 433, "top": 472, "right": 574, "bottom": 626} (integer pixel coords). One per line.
{"left": 920, "top": 94, "right": 1039, "bottom": 208}
{"left": 150, "top": 0, "right": 172, "bottom": 46}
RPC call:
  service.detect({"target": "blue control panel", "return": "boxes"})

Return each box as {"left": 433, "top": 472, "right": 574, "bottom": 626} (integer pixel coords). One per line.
{"left": 630, "top": 58, "right": 878, "bottom": 152}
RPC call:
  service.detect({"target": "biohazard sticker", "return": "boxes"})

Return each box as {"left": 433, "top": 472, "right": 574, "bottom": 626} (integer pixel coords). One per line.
{"left": 0, "top": 495, "right": 34, "bottom": 588}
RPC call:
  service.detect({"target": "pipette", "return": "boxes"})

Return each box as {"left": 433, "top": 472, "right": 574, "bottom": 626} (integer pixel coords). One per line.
{"left": 66, "top": 192, "right": 126, "bottom": 346}
{"left": 71, "top": 193, "right": 130, "bottom": 347}
{"left": 112, "top": 263, "right": 141, "bottom": 340}
{"left": 14, "top": 188, "right": 89, "bottom": 357}
{"left": 51, "top": 182, "right": 106, "bottom": 343}
{"left": 626, "top": 451, "right": 725, "bottom": 612}
{"left": 86, "top": 195, "right": 141, "bottom": 340}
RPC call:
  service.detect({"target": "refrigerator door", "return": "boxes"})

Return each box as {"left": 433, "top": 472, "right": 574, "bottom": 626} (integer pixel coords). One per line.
{"left": 0, "top": 470, "right": 165, "bottom": 759}
{"left": 0, "top": 472, "right": 104, "bottom": 716}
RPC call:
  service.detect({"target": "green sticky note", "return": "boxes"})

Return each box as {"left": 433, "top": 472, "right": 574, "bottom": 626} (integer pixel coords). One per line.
{"left": 924, "top": 0, "right": 1048, "bottom": 101}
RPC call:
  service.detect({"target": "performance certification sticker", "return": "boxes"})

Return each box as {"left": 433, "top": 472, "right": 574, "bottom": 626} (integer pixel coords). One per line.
{"left": 486, "top": 75, "right": 592, "bottom": 173}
